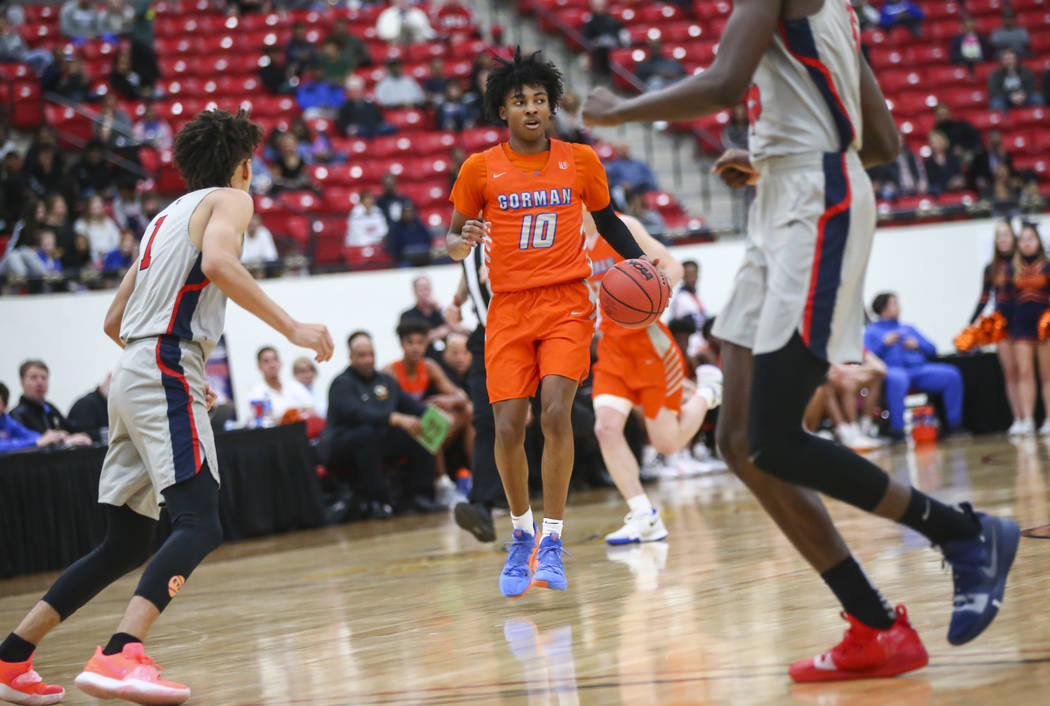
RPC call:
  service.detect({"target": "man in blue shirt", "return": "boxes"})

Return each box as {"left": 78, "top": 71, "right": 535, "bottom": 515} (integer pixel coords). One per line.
{"left": 0, "top": 382, "right": 65, "bottom": 454}
{"left": 864, "top": 293, "right": 963, "bottom": 438}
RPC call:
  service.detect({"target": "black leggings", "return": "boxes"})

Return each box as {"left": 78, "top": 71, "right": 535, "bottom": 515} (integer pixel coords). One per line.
{"left": 43, "top": 469, "right": 223, "bottom": 620}
{"left": 748, "top": 333, "right": 891, "bottom": 512}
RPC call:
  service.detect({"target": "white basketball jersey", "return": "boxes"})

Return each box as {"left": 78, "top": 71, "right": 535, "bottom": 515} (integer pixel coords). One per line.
{"left": 748, "top": 0, "right": 863, "bottom": 162}
{"left": 120, "top": 187, "right": 228, "bottom": 354}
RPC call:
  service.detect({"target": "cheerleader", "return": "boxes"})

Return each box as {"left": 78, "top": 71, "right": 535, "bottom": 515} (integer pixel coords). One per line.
{"left": 972, "top": 222, "right": 1021, "bottom": 432}
{"left": 1008, "top": 223, "right": 1050, "bottom": 435}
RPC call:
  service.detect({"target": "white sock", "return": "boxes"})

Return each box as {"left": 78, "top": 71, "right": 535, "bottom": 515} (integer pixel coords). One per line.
{"left": 627, "top": 494, "right": 653, "bottom": 516}
{"left": 511, "top": 507, "right": 534, "bottom": 533}
{"left": 541, "top": 517, "right": 563, "bottom": 539}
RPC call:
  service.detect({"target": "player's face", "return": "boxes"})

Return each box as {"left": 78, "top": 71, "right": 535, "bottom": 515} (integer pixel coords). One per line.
{"left": 401, "top": 333, "right": 427, "bottom": 362}
{"left": 350, "top": 338, "right": 376, "bottom": 377}
{"left": 501, "top": 84, "right": 551, "bottom": 142}
{"left": 21, "top": 366, "right": 48, "bottom": 401}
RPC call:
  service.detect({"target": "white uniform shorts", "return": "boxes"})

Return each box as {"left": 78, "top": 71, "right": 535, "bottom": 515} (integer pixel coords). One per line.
{"left": 712, "top": 151, "right": 876, "bottom": 364}
{"left": 99, "top": 336, "right": 219, "bottom": 519}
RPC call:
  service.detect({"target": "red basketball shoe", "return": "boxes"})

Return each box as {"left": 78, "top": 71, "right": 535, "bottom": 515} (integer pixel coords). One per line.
{"left": 789, "top": 605, "right": 929, "bottom": 683}
{"left": 74, "top": 643, "right": 189, "bottom": 705}
{"left": 0, "top": 654, "right": 64, "bottom": 705}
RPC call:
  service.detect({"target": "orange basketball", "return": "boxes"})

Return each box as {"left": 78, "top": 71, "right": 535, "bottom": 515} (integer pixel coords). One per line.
{"left": 599, "top": 258, "right": 671, "bottom": 329}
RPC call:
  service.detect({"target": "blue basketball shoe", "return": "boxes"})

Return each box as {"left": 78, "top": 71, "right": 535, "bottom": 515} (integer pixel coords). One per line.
{"left": 532, "top": 534, "right": 570, "bottom": 591}
{"left": 499, "top": 524, "right": 538, "bottom": 598}
{"left": 941, "top": 504, "right": 1020, "bottom": 645}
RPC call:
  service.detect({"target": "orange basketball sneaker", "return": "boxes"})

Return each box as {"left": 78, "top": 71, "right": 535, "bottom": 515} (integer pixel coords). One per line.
{"left": 74, "top": 643, "right": 189, "bottom": 705}
{"left": 789, "top": 605, "right": 929, "bottom": 683}
{"left": 0, "top": 655, "right": 64, "bottom": 705}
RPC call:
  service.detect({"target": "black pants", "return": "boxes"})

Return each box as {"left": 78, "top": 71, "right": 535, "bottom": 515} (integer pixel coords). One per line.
{"left": 324, "top": 425, "right": 434, "bottom": 509}
{"left": 466, "top": 326, "right": 503, "bottom": 506}
{"left": 130, "top": 40, "right": 159, "bottom": 88}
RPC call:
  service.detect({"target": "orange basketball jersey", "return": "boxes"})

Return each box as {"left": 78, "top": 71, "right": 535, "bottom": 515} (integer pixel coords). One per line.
{"left": 451, "top": 139, "right": 611, "bottom": 293}
{"left": 392, "top": 359, "right": 431, "bottom": 401}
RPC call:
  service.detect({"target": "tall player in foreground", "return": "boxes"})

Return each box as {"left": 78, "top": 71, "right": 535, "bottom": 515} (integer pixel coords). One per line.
{"left": 0, "top": 109, "right": 333, "bottom": 706}
{"left": 583, "top": 0, "right": 1020, "bottom": 682}
{"left": 583, "top": 211, "right": 723, "bottom": 544}
{"left": 446, "top": 49, "right": 647, "bottom": 597}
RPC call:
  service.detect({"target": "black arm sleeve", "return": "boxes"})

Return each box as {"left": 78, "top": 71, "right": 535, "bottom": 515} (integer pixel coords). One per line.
{"left": 590, "top": 204, "right": 645, "bottom": 260}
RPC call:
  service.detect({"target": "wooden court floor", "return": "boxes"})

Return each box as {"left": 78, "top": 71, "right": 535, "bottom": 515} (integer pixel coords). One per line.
{"left": 2, "top": 436, "right": 1049, "bottom": 705}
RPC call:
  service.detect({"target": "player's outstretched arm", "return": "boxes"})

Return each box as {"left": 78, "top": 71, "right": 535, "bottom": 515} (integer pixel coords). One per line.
{"left": 857, "top": 55, "right": 900, "bottom": 167}
{"left": 582, "top": 0, "right": 777, "bottom": 126}
{"left": 200, "top": 189, "right": 334, "bottom": 362}
{"left": 619, "top": 213, "right": 684, "bottom": 287}
{"left": 445, "top": 209, "right": 488, "bottom": 261}
{"left": 590, "top": 205, "right": 645, "bottom": 260}
{"left": 103, "top": 264, "right": 138, "bottom": 347}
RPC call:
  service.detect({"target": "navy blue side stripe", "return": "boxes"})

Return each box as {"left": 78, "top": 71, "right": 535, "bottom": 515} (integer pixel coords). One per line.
{"left": 780, "top": 18, "right": 855, "bottom": 152}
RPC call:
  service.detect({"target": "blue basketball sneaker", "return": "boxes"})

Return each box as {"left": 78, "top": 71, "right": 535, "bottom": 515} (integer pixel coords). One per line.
{"left": 499, "top": 524, "right": 538, "bottom": 598}
{"left": 941, "top": 504, "right": 1020, "bottom": 645}
{"left": 532, "top": 534, "right": 570, "bottom": 591}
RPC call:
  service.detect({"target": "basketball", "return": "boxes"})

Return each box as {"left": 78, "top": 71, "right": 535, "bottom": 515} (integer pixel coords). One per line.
{"left": 599, "top": 258, "right": 671, "bottom": 329}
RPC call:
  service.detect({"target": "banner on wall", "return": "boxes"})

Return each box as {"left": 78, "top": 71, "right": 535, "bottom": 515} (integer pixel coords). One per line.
{"left": 205, "top": 335, "right": 235, "bottom": 419}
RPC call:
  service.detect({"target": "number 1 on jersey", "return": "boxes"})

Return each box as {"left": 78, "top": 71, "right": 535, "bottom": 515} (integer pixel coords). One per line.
{"left": 518, "top": 212, "right": 557, "bottom": 250}
{"left": 139, "top": 215, "right": 166, "bottom": 270}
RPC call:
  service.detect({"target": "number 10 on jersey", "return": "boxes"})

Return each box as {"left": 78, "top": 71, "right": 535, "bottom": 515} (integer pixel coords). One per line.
{"left": 519, "top": 212, "right": 558, "bottom": 250}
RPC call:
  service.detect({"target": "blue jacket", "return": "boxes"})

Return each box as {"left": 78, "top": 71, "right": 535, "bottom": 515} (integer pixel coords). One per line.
{"left": 0, "top": 413, "right": 40, "bottom": 453}
{"left": 864, "top": 319, "right": 937, "bottom": 368}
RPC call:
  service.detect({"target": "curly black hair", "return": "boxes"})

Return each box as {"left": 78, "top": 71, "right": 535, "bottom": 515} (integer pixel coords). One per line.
{"left": 173, "top": 108, "right": 263, "bottom": 191}
{"left": 483, "top": 47, "right": 564, "bottom": 126}
{"left": 396, "top": 318, "right": 432, "bottom": 341}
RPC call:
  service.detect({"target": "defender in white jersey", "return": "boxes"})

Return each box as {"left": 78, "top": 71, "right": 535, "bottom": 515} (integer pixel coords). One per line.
{"left": 583, "top": 0, "right": 1020, "bottom": 683}
{"left": 0, "top": 109, "right": 333, "bottom": 706}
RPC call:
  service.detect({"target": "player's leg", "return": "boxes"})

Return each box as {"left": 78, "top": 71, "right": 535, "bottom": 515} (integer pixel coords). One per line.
{"left": 997, "top": 339, "right": 1024, "bottom": 427}
{"left": 803, "top": 384, "right": 829, "bottom": 432}
{"left": 493, "top": 397, "right": 538, "bottom": 597}
{"left": 1037, "top": 341, "right": 1050, "bottom": 435}
{"left": 1013, "top": 339, "right": 1037, "bottom": 429}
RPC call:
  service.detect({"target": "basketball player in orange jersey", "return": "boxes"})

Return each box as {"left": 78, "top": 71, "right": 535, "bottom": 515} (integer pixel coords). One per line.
{"left": 582, "top": 210, "right": 724, "bottom": 545}
{"left": 0, "top": 109, "right": 333, "bottom": 706}
{"left": 446, "top": 49, "right": 647, "bottom": 597}
{"left": 583, "top": 0, "right": 1020, "bottom": 682}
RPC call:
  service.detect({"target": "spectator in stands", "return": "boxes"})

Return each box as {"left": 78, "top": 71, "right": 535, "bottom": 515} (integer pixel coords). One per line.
{"left": 990, "top": 8, "right": 1031, "bottom": 57}
{"left": 950, "top": 15, "right": 993, "bottom": 71}
{"left": 62, "top": 232, "right": 93, "bottom": 274}
{"left": 325, "top": 17, "right": 371, "bottom": 74}
{"left": 132, "top": 100, "right": 172, "bottom": 149}
{"left": 1019, "top": 175, "right": 1045, "bottom": 214}
{"left": 98, "top": 0, "right": 132, "bottom": 40}
{"left": 290, "top": 117, "right": 338, "bottom": 165}
{"left": 344, "top": 189, "right": 388, "bottom": 247}
{"left": 74, "top": 193, "right": 121, "bottom": 262}
{"left": 71, "top": 140, "right": 115, "bottom": 197}
{"left": 970, "top": 128, "right": 1013, "bottom": 192}
{"left": 0, "top": 150, "right": 26, "bottom": 232}
{"left": 141, "top": 188, "right": 161, "bottom": 221}
{"left": 111, "top": 178, "right": 144, "bottom": 232}
{"left": 635, "top": 39, "right": 687, "bottom": 91}
{"left": 375, "top": 59, "right": 424, "bottom": 108}
{"left": 1, "top": 380, "right": 68, "bottom": 453}
{"left": 466, "top": 54, "right": 492, "bottom": 111}
{"left": 318, "top": 38, "right": 352, "bottom": 86}
{"left": 68, "top": 373, "right": 110, "bottom": 442}
{"left": 292, "top": 356, "right": 327, "bottom": 418}
{"left": 44, "top": 54, "right": 91, "bottom": 103}
{"left": 448, "top": 145, "right": 466, "bottom": 187}
{"left": 271, "top": 131, "right": 317, "bottom": 193}
{"left": 0, "top": 219, "right": 49, "bottom": 281}
{"left": 250, "top": 346, "right": 315, "bottom": 423}
{"left": 0, "top": 15, "right": 52, "bottom": 73}
{"left": 984, "top": 162, "right": 1020, "bottom": 210}
{"left": 94, "top": 93, "right": 133, "bottom": 147}
{"left": 296, "top": 74, "right": 345, "bottom": 115}
{"left": 23, "top": 142, "right": 66, "bottom": 199}
{"left": 400, "top": 274, "right": 458, "bottom": 358}
{"left": 582, "top": 0, "right": 627, "bottom": 78}
{"left": 442, "top": 332, "right": 471, "bottom": 389}
{"left": 605, "top": 142, "right": 659, "bottom": 203}
{"left": 102, "top": 228, "right": 137, "bottom": 271}
{"left": 933, "top": 103, "right": 982, "bottom": 164}
{"left": 924, "top": 129, "right": 966, "bottom": 195}
{"left": 0, "top": 0, "right": 23, "bottom": 26}
{"left": 864, "top": 292, "right": 964, "bottom": 440}
{"left": 34, "top": 228, "right": 63, "bottom": 278}
{"left": 435, "top": 81, "right": 475, "bottom": 131}
{"left": 430, "top": 0, "right": 475, "bottom": 38}
{"left": 285, "top": 21, "right": 317, "bottom": 77}
{"left": 622, "top": 187, "right": 665, "bottom": 236}
{"left": 988, "top": 48, "right": 1043, "bottom": 112}
{"left": 721, "top": 102, "right": 749, "bottom": 152}
{"left": 241, "top": 213, "right": 278, "bottom": 265}
{"left": 109, "top": 46, "right": 145, "bottom": 100}
{"left": 258, "top": 44, "right": 295, "bottom": 95}
{"left": 668, "top": 259, "right": 707, "bottom": 356}
{"left": 320, "top": 330, "right": 437, "bottom": 517}
{"left": 10, "top": 359, "right": 92, "bottom": 443}
{"left": 60, "top": 0, "right": 101, "bottom": 42}
{"left": 377, "top": 172, "right": 412, "bottom": 224}
{"left": 1044, "top": 67, "right": 1050, "bottom": 112}
{"left": 554, "top": 90, "right": 590, "bottom": 144}
{"left": 336, "top": 74, "right": 391, "bottom": 138}
{"left": 376, "top": 0, "right": 436, "bottom": 44}
{"left": 129, "top": 0, "right": 158, "bottom": 89}
{"left": 852, "top": 0, "right": 881, "bottom": 29}
{"left": 423, "top": 57, "right": 449, "bottom": 104}
{"left": 387, "top": 201, "right": 432, "bottom": 265}
{"left": 41, "top": 192, "right": 74, "bottom": 252}
{"left": 878, "top": 0, "right": 923, "bottom": 36}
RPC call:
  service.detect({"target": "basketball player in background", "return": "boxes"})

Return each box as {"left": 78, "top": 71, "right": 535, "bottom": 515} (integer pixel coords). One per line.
{"left": 583, "top": 0, "right": 1019, "bottom": 682}
{"left": 0, "top": 109, "right": 333, "bottom": 706}
{"left": 583, "top": 210, "right": 724, "bottom": 545}
{"left": 446, "top": 49, "right": 647, "bottom": 597}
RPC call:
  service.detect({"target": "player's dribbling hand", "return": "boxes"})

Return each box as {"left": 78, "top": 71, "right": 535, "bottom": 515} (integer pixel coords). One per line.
{"left": 713, "top": 148, "right": 759, "bottom": 189}
{"left": 459, "top": 219, "right": 489, "bottom": 247}
{"left": 204, "top": 383, "right": 218, "bottom": 411}
{"left": 290, "top": 322, "right": 335, "bottom": 362}
{"left": 582, "top": 86, "right": 624, "bottom": 127}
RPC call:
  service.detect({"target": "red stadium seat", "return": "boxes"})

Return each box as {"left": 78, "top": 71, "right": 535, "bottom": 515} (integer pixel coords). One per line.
{"left": 1010, "top": 107, "right": 1049, "bottom": 128}
{"left": 939, "top": 87, "right": 988, "bottom": 110}
{"left": 344, "top": 245, "right": 393, "bottom": 268}
{"left": 419, "top": 206, "right": 449, "bottom": 229}
{"left": 1013, "top": 156, "right": 1049, "bottom": 178}
{"left": 1003, "top": 130, "right": 1033, "bottom": 154}
{"left": 937, "top": 191, "right": 978, "bottom": 208}
{"left": 888, "top": 92, "right": 934, "bottom": 117}
{"left": 879, "top": 69, "right": 925, "bottom": 94}
{"left": 242, "top": 95, "right": 299, "bottom": 118}
{"left": 278, "top": 191, "right": 321, "bottom": 213}
{"left": 460, "top": 127, "right": 506, "bottom": 152}
{"left": 406, "top": 131, "right": 458, "bottom": 156}
{"left": 958, "top": 108, "right": 1006, "bottom": 131}
{"left": 906, "top": 46, "right": 948, "bottom": 65}
{"left": 262, "top": 212, "right": 311, "bottom": 244}
{"left": 924, "top": 65, "right": 973, "bottom": 90}
{"left": 400, "top": 182, "right": 449, "bottom": 208}
{"left": 314, "top": 234, "right": 348, "bottom": 266}
{"left": 322, "top": 187, "right": 358, "bottom": 214}
{"left": 384, "top": 109, "right": 430, "bottom": 132}
{"left": 966, "top": 0, "right": 1005, "bottom": 17}
{"left": 396, "top": 156, "right": 451, "bottom": 182}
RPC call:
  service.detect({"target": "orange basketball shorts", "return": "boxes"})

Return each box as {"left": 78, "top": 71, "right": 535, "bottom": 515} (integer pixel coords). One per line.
{"left": 593, "top": 321, "right": 687, "bottom": 419}
{"left": 485, "top": 279, "right": 595, "bottom": 403}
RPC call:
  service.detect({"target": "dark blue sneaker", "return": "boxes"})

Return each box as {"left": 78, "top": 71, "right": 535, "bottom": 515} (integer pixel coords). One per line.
{"left": 941, "top": 505, "right": 1020, "bottom": 645}
{"left": 532, "top": 534, "right": 570, "bottom": 591}
{"left": 499, "top": 524, "right": 538, "bottom": 598}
